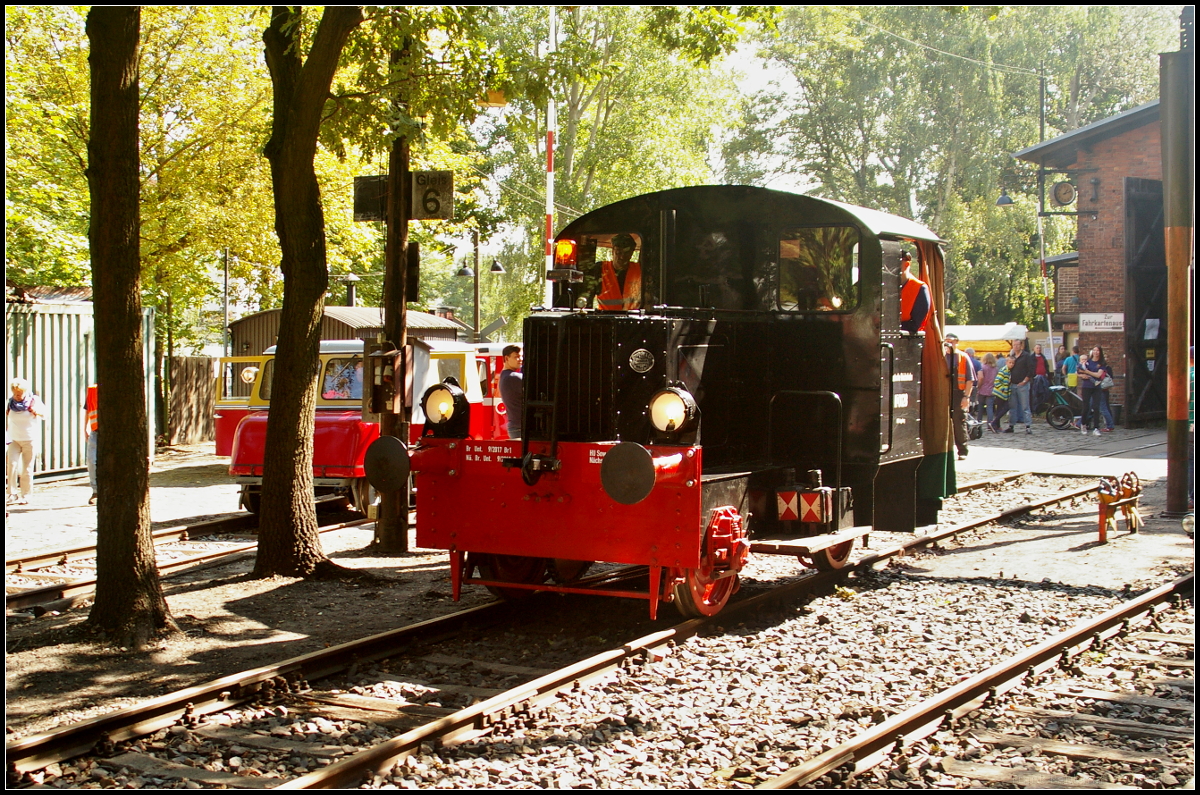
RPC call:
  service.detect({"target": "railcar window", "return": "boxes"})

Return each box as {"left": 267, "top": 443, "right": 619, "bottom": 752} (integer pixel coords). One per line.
{"left": 575, "top": 233, "right": 643, "bottom": 311}
{"left": 667, "top": 224, "right": 755, "bottom": 310}
{"left": 779, "top": 227, "right": 860, "bottom": 312}
{"left": 435, "top": 356, "right": 464, "bottom": 385}
{"left": 222, "top": 362, "right": 256, "bottom": 399}
{"left": 260, "top": 360, "right": 275, "bottom": 401}
{"left": 321, "top": 357, "right": 364, "bottom": 400}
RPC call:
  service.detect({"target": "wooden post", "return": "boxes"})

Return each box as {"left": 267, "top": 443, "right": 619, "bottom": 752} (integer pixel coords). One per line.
{"left": 375, "top": 127, "right": 411, "bottom": 551}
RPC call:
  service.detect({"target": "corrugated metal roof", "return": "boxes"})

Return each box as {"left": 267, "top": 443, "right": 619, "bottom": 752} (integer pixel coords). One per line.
{"left": 1012, "top": 101, "right": 1160, "bottom": 169}
{"left": 231, "top": 306, "right": 460, "bottom": 331}
{"left": 5, "top": 283, "right": 94, "bottom": 304}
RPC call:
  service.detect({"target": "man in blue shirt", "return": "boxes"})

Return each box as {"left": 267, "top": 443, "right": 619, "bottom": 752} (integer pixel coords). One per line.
{"left": 498, "top": 345, "right": 524, "bottom": 440}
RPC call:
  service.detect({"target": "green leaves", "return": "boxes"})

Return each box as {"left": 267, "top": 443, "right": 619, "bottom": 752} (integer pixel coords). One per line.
{"left": 725, "top": 5, "right": 1175, "bottom": 323}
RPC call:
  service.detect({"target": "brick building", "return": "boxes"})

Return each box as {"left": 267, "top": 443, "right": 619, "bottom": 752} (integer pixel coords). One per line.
{"left": 1014, "top": 101, "right": 1168, "bottom": 425}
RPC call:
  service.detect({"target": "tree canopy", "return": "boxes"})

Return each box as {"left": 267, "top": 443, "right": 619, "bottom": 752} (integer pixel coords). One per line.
{"left": 723, "top": 5, "right": 1179, "bottom": 324}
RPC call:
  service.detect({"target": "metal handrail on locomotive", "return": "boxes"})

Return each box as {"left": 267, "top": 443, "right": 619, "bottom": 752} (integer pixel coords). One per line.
{"left": 214, "top": 339, "right": 512, "bottom": 514}
{"left": 389, "top": 186, "right": 953, "bottom": 618}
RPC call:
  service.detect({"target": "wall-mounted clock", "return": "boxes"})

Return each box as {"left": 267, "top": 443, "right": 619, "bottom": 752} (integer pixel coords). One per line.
{"left": 1051, "top": 181, "right": 1077, "bottom": 207}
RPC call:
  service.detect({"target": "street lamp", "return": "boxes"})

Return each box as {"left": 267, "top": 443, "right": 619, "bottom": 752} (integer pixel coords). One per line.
{"left": 457, "top": 229, "right": 507, "bottom": 342}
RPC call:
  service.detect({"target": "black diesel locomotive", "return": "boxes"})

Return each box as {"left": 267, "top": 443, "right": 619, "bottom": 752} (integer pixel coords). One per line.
{"left": 409, "top": 186, "right": 954, "bottom": 618}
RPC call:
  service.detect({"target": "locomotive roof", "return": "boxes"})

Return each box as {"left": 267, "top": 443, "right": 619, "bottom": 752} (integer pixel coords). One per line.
{"left": 559, "top": 185, "right": 941, "bottom": 243}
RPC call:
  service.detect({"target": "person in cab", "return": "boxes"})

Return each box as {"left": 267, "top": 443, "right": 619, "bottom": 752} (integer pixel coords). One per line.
{"left": 598, "top": 233, "right": 642, "bottom": 311}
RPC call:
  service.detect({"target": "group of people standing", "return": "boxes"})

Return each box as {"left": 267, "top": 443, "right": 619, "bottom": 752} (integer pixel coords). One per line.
{"left": 947, "top": 335, "right": 1044, "bottom": 460}
{"left": 1058, "top": 344, "right": 1117, "bottom": 435}
{"left": 948, "top": 333, "right": 1121, "bottom": 459}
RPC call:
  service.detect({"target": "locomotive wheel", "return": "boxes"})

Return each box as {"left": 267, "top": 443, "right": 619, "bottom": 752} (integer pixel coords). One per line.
{"left": 475, "top": 554, "right": 548, "bottom": 600}
{"left": 548, "top": 559, "right": 592, "bottom": 584}
{"left": 810, "top": 538, "right": 854, "bottom": 572}
{"left": 673, "top": 506, "right": 747, "bottom": 618}
{"left": 1047, "top": 405, "right": 1074, "bottom": 430}
{"left": 673, "top": 567, "right": 738, "bottom": 618}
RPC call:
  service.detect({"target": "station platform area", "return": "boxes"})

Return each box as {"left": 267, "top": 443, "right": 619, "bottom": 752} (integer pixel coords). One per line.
{"left": 957, "top": 423, "right": 1171, "bottom": 482}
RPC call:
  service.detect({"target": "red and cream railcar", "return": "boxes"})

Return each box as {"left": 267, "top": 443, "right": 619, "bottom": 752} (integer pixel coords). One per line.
{"left": 215, "top": 339, "right": 503, "bottom": 512}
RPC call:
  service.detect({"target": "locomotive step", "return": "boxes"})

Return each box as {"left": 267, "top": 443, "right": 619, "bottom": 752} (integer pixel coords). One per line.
{"left": 749, "top": 525, "right": 872, "bottom": 556}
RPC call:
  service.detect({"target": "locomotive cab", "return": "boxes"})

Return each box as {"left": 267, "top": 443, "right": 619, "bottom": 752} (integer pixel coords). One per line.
{"left": 413, "top": 187, "right": 953, "bottom": 618}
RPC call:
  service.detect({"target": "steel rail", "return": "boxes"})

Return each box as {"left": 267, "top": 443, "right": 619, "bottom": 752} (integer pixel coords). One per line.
{"left": 857, "top": 480, "right": 1102, "bottom": 567}
{"left": 280, "top": 480, "right": 1118, "bottom": 788}
{"left": 3, "top": 474, "right": 1113, "bottom": 780}
{"left": 280, "top": 626, "right": 693, "bottom": 789}
{"left": 4, "top": 601, "right": 513, "bottom": 775}
{"left": 6, "top": 515, "right": 369, "bottom": 613}
{"left": 758, "top": 572, "right": 1193, "bottom": 788}
{"left": 955, "top": 470, "right": 1031, "bottom": 493}
{"left": 6, "top": 496, "right": 351, "bottom": 576}
{"left": 5, "top": 515, "right": 257, "bottom": 575}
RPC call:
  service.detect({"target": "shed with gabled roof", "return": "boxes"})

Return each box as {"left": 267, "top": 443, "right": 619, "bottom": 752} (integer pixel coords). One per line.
{"left": 228, "top": 306, "right": 461, "bottom": 356}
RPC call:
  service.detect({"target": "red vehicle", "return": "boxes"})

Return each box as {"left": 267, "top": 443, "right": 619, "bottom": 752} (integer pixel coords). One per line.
{"left": 474, "top": 342, "right": 515, "bottom": 441}
{"left": 215, "top": 339, "right": 503, "bottom": 512}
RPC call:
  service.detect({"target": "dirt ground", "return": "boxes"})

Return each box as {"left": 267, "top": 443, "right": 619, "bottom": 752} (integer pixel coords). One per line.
{"left": 4, "top": 440, "right": 1194, "bottom": 743}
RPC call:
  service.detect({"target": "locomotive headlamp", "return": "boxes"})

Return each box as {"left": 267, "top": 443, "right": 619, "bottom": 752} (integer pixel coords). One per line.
{"left": 425, "top": 386, "right": 457, "bottom": 422}
{"left": 239, "top": 366, "right": 259, "bottom": 385}
{"left": 420, "top": 378, "right": 470, "bottom": 438}
{"left": 554, "top": 239, "right": 578, "bottom": 268}
{"left": 648, "top": 387, "right": 698, "bottom": 433}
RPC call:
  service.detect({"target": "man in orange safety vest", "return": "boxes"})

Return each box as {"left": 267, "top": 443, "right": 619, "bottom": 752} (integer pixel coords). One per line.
{"left": 899, "top": 252, "right": 931, "bottom": 333}
{"left": 597, "top": 233, "right": 642, "bottom": 311}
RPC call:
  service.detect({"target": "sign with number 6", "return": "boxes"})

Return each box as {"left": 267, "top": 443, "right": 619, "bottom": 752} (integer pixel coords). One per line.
{"left": 411, "top": 171, "right": 454, "bottom": 220}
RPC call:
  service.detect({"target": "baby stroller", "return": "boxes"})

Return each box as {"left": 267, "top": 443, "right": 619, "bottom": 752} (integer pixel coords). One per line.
{"left": 1041, "top": 385, "right": 1085, "bottom": 430}
{"left": 966, "top": 415, "right": 986, "bottom": 440}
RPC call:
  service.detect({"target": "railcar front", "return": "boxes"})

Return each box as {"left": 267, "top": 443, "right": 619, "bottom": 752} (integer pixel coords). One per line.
{"left": 223, "top": 339, "right": 496, "bottom": 514}
{"left": 412, "top": 186, "right": 950, "bottom": 618}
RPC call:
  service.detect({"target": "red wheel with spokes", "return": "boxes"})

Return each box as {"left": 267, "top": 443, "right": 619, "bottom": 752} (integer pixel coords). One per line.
{"left": 673, "top": 506, "right": 748, "bottom": 618}
{"left": 673, "top": 566, "right": 739, "bottom": 617}
{"left": 474, "top": 554, "right": 548, "bottom": 600}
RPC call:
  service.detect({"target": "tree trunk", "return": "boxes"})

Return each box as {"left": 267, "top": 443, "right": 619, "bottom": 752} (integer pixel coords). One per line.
{"left": 85, "top": 6, "right": 176, "bottom": 648}
{"left": 253, "top": 5, "right": 363, "bottom": 578}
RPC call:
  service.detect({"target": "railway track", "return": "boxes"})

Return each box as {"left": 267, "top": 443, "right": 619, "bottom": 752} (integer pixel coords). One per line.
{"left": 6, "top": 471, "right": 1148, "bottom": 788}
{"left": 760, "top": 576, "right": 1194, "bottom": 789}
{"left": 4, "top": 500, "right": 369, "bottom": 614}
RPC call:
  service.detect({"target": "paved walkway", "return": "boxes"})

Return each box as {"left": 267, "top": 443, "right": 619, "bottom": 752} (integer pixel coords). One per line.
{"left": 5, "top": 445, "right": 239, "bottom": 560}
{"left": 957, "top": 421, "right": 1170, "bottom": 481}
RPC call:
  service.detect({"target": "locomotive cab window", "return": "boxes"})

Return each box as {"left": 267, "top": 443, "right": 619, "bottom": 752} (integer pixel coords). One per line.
{"left": 779, "top": 226, "right": 860, "bottom": 312}
{"left": 568, "top": 232, "right": 643, "bottom": 311}
{"left": 434, "top": 354, "right": 464, "bottom": 385}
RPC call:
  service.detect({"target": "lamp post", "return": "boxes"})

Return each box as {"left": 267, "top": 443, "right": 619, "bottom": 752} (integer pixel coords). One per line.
{"left": 456, "top": 229, "right": 506, "bottom": 343}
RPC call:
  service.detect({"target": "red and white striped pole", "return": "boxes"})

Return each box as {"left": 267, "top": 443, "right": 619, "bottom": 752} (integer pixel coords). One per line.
{"left": 544, "top": 5, "right": 557, "bottom": 306}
